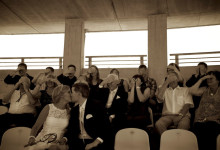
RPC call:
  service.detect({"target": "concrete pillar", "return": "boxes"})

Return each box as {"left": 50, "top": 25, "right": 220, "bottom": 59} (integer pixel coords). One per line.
{"left": 148, "top": 14, "right": 167, "bottom": 86}
{"left": 63, "top": 19, "right": 85, "bottom": 77}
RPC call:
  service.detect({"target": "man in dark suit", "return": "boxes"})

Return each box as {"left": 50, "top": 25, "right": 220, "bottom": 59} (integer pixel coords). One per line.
{"left": 98, "top": 74, "right": 128, "bottom": 134}
{"left": 65, "top": 82, "right": 112, "bottom": 150}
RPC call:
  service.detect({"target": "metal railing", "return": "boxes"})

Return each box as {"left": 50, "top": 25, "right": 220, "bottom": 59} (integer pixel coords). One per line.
{"left": 0, "top": 57, "right": 63, "bottom": 69}
{"left": 0, "top": 51, "right": 220, "bottom": 70}
{"left": 85, "top": 55, "right": 147, "bottom": 68}
{"left": 170, "top": 51, "right": 220, "bottom": 66}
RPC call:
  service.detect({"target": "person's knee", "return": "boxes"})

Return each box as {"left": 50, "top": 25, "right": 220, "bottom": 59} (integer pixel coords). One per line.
{"left": 155, "top": 120, "right": 164, "bottom": 130}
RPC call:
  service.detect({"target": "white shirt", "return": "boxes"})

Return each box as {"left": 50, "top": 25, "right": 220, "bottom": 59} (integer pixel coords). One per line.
{"left": 8, "top": 90, "right": 36, "bottom": 114}
{"left": 79, "top": 100, "right": 92, "bottom": 139}
{"left": 106, "top": 87, "right": 118, "bottom": 108}
{"left": 161, "top": 86, "right": 194, "bottom": 115}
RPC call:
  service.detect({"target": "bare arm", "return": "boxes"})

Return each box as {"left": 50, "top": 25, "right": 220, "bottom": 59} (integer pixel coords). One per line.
{"left": 179, "top": 104, "right": 192, "bottom": 116}
{"left": 128, "top": 86, "right": 135, "bottom": 104}
{"left": 136, "top": 87, "right": 150, "bottom": 103}
{"left": 30, "top": 105, "right": 49, "bottom": 137}
{"left": 32, "top": 73, "right": 43, "bottom": 84}
{"left": 2, "top": 81, "right": 21, "bottom": 104}
{"left": 23, "top": 83, "right": 37, "bottom": 105}
{"left": 123, "top": 79, "right": 129, "bottom": 93}
{"left": 157, "top": 80, "right": 169, "bottom": 103}
{"left": 189, "top": 75, "right": 210, "bottom": 96}
{"left": 127, "top": 78, "right": 135, "bottom": 104}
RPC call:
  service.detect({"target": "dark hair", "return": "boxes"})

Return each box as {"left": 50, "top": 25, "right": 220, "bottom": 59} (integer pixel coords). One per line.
{"left": 138, "top": 65, "right": 147, "bottom": 70}
{"left": 18, "top": 63, "right": 27, "bottom": 70}
{"left": 168, "top": 63, "right": 180, "bottom": 71}
{"left": 87, "top": 65, "right": 101, "bottom": 84}
{"left": 46, "top": 67, "right": 54, "bottom": 72}
{"left": 68, "top": 64, "right": 76, "bottom": 71}
{"left": 73, "top": 83, "right": 90, "bottom": 98}
{"left": 132, "top": 74, "right": 145, "bottom": 83}
{"left": 110, "top": 68, "right": 119, "bottom": 76}
{"left": 207, "top": 71, "right": 220, "bottom": 86}
{"left": 198, "top": 62, "right": 208, "bottom": 69}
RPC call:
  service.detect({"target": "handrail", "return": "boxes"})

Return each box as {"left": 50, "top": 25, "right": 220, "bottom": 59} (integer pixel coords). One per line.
{"left": 170, "top": 51, "right": 220, "bottom": 66}
{"left": 0, "top": 57, "right": 63, "bottom": 69}
{"left": 85, "top": 55, "right": 147, "bottom": 67}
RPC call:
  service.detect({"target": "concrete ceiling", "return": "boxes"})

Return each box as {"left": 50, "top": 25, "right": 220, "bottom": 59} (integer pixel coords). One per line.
{"left": 0, "top": 0, "right": 220, "bottom": 35}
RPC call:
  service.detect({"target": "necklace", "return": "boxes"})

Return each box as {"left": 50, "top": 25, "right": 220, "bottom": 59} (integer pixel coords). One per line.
{"left": 209, "top": 87, "right": 219, "bottom": 96}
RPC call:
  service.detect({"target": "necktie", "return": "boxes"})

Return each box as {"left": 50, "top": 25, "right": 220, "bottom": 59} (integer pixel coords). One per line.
{"left": 79, "top": 107, "right": 86, "bottom": 138}
{"left": 106, "top": 90, "right": 116, "bottom": 108}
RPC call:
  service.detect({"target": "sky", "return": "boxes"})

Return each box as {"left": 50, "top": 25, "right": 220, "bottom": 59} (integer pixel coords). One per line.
{"left": 0, "top": 25, "right": 220, "bottom": 68}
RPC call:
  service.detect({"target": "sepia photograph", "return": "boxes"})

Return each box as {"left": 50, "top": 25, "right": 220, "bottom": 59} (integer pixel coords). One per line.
{"left": 0, "top": 0, "right": 220, "bottom": 150}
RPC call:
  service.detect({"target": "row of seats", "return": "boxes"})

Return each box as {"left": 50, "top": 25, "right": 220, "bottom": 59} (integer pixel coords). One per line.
{"left": 115, "top": 128, "right": 220, "bottom": 150}
{"left": 1, "top": 127, "right": 220, "bottom": 150}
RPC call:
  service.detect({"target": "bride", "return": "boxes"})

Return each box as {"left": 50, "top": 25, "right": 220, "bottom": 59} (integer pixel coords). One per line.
{"left": 26, "top": 85, "right": 71, "bottom": 150}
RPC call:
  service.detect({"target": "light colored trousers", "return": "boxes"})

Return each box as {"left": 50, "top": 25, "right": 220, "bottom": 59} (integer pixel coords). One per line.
{"left": 155, "top": 115, "right": 190, "bottom": 135}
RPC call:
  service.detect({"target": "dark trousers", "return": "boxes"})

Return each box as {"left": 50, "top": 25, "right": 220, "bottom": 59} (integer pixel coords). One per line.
{"left": 69, "top": 139, "right": 106, "bottom": 150}
{"left": 193, "top": 121, "right": 220, "bottom": 150}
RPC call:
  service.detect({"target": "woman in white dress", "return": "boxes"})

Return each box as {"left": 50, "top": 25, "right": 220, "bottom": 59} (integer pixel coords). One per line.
{"left": 26, "top": 85, "right": 71, "bottom": 150}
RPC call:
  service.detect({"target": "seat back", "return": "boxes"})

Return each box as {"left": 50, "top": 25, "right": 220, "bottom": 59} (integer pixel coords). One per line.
{"left": 115, "top": 128, "right": 150, "bottom": 150}
{"left": 0, "top": 127, "right": 31, "bottom": 150}
{"left": 0, "top": 105, "right": 8, "bottom": 115}
{"left": 160, "top": 129, "right": 198, "bottom": 150}
{"left": 217, "top": 134, "right": 220, "bottom": 150}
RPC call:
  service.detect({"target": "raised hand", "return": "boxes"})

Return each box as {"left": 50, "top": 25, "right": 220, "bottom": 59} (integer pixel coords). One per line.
{"left": 136, "top": 78, "right": 142, "bottom": 87}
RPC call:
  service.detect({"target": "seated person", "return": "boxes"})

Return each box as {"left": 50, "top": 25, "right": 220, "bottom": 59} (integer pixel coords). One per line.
{"left": 32, "top": 67, "right": 54, "bottom": 90}
{"left": 186, "top": 62, "right": 208, "bottom": 127}
{"left": 99, "top": 74, "right": 128, "bottom": 133}
{"left": 155, "top": 72, "right": 194, "bottom": 135}
{"left": 86, "top": 65, "right": 103, "bottom": 100}
{"left": 0, "top": 77, "right": 38, "bottom": 141}
{"left": 4, "top": 63, "right": 35, "bottom": 89}
{"left": 26, "top": 85, "right": 71, "bottom": 150}
{"left": 138, "top": 65, "right": 160, "bottom": 122}
{"left": 126, "top": 74, "right": 151, "bottom": 130}
{"left": 65, "top": 83, "right": 113, "bottom": 150}
{"left": 110, "top": 68, "right": 129, "bottom": 92}
{"left": 57, "top": 64, "right": 77, "bottom": 88}
{"left": 190, "top": 71, "right": 220, "bottom": 150}
{"left": 33, "top": 75, "right": 60, "bottom": 114}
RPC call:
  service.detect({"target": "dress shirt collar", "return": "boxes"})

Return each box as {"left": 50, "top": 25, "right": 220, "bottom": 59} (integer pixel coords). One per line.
{"left": 110, "top": 87, "right": 118, "bottom": 94}
{"left": 79, "top": 99, "right": 87, "bottom": 110}
{"left": 168, "top": 85, "right": 180, "bottom": 90}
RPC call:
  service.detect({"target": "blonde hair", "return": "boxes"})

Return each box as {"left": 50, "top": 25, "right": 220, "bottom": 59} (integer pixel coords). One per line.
{"left": 52, "top": 85, "right": 70, "bottom": 103}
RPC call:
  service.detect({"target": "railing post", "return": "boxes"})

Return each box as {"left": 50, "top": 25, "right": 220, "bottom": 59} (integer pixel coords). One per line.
{"left": 59, "top": 57, "right": 63, "bottom": 69}
{"left": 175, "top": 55, "right": 179, "bottom": 65}
{"left": 88, "top": 57, "right": 92, "bottom": 67}
{"left": 21, "top": 58, "right": 24, "bottom": 63}
{"left": 140, "top": 56, "right": 144, "bottom": 65}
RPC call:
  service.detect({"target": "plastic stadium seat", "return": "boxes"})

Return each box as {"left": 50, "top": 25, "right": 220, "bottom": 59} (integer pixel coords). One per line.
{"left": 115, "top": 128, "right": 150, "bottom": 150}
{"left": 160, "top": 129, "right": 198, "bottom": 150}
{"left": 0, "top": 127, "right": 31, "bottom": 150}
{"left": 217, "top": 134, "right": 220, "bottom": 150}
{"left": 0, "top": 106, "right": 8, "bottom": 115}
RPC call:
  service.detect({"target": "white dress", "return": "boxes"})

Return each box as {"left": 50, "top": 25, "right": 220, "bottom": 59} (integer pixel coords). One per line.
{"left": 27, "top": 104, "right": 70, "bottom": 150}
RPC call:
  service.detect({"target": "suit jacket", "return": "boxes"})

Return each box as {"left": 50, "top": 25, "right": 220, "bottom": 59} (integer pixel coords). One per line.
{"left": 65, "top": 98, "right": 112, "bottom": 149}
{"left": 98, "top": 86, "right": 128, "bottom": 117}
